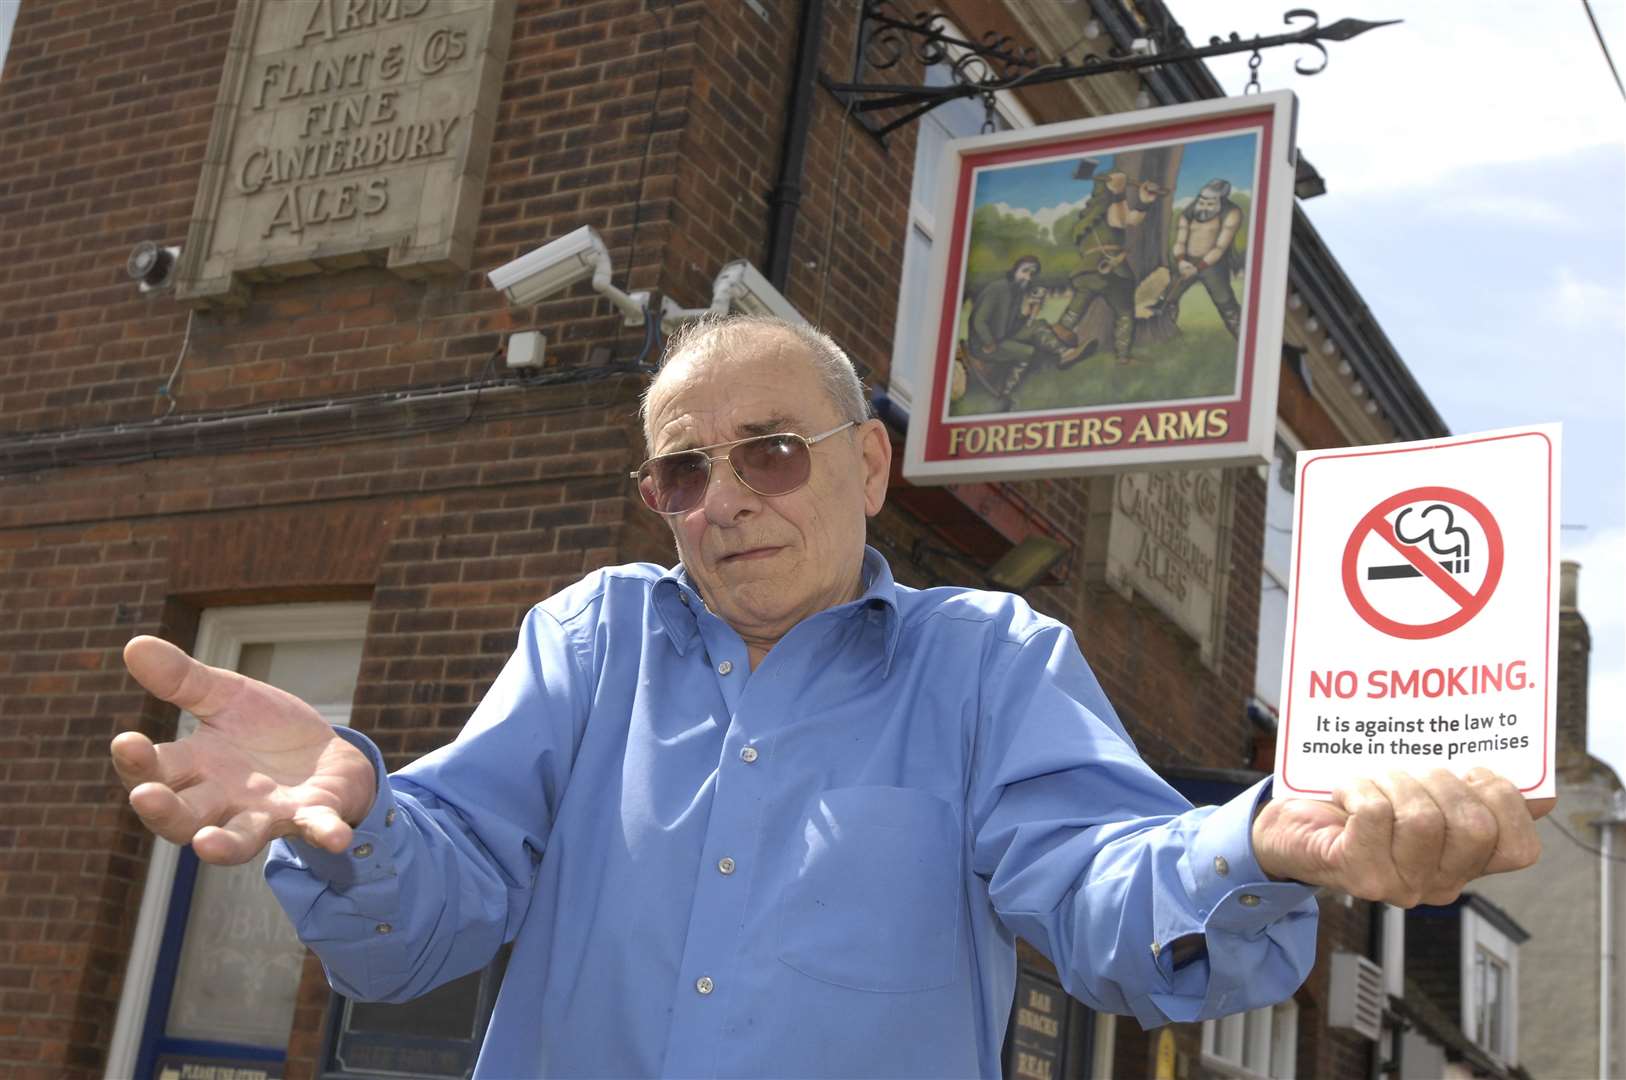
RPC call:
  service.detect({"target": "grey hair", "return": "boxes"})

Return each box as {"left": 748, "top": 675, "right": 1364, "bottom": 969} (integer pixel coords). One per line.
{"left": 639, "top": 315, "right": 870, "bottom": 446}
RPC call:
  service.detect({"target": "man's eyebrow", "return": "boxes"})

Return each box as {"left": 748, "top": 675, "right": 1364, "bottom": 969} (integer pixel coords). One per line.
{"left": 736, "top": 414, "right": 799, "bottom": 437}
{"left": 657, "top": 414, "right": 801, "bottom": 455}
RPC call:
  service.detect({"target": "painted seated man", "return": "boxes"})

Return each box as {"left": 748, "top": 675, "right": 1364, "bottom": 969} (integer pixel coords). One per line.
{"left": 964, "top": 255, "right": 1080, "bottom": 406}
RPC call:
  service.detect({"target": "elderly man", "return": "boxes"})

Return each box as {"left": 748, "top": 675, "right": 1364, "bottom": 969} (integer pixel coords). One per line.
{"left": 113, "top": 316, "right": 1548, "bottom": 1078}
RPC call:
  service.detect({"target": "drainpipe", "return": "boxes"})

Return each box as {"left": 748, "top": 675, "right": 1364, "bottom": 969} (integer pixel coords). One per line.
{"left": 763, "top": 0, "right": 824, "bottom": 290}
{"left": 1604, "top": 796, "right": 1623, "bottom": 1080}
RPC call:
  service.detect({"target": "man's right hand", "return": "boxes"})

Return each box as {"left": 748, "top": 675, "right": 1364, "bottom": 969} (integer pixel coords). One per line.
{"left": 112, "top": 636, "right": 378, "bottom": 866}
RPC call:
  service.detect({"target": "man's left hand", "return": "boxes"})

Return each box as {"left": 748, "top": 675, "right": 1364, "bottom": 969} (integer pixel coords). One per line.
{"left": 1251, "top": 768, "right": 1554, "bottom": 907}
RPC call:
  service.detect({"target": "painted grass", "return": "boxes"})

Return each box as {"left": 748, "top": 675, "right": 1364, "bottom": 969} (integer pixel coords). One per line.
{"left": 949, "top": 281, "right": 1241, "bottom": 418}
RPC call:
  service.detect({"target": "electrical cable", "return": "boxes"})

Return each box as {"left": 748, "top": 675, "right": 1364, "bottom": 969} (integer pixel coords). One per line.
{"left": 815, "top": 91, "right": 858, "bottom": 326}
{"left": 156, "top": 309, "right": 196, "bottom": 416}
{"left": 1582, "top": 0, "right": 1626, "bottom": 102}
{"left": 1549, "top": 814, "right": 1626, "bottom": 865}
{"left": 621, "top": 0, "right": 676, "bottom": 347}
{"left": 0, "top": 366, "right": 651, "bottom": 479}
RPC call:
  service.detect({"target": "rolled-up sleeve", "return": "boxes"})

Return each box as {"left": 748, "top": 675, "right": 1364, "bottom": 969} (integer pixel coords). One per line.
{"left": 968, "top": 623, "right": 1317, "bottom": 1027}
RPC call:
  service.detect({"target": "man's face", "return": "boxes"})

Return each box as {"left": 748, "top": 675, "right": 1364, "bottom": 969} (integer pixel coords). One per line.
{"left": 642, "top": 330, "right": 891, "bottom": 655}
{"left": 1193, "top": 192, "right": 1222, "bottom": 220}
{"left": 1013, "top": 262, "right": 1037, "bottom": 286}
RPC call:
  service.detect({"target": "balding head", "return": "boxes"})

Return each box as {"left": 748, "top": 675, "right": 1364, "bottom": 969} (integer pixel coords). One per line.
{"left": 640, "top": 316, "right": 869, "bottom": 452}
{"left": 633, "top": 315, "right": 891, "bottom": 666}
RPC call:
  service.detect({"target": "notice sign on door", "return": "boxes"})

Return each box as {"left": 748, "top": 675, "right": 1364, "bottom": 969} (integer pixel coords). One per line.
{"left": 1275, "top": 425, "right": 1560, "bottom": 799}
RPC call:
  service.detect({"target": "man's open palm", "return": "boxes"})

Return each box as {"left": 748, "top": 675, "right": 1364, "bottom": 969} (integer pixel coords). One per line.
{"left": 112, "top": 636, "right": 376, "bottom": 865}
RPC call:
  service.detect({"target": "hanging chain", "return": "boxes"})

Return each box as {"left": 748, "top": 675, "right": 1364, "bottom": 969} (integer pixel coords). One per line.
{"left": 1244, "top": 49, "right": 1263, "bottom": 94}
{"left": 980, "top": 91, "right": 998, "bottom": 133}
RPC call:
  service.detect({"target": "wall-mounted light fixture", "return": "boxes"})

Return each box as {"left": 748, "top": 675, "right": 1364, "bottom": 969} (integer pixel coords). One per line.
{"left": 987, "top": 535, "right": 1071, "bottom": 592}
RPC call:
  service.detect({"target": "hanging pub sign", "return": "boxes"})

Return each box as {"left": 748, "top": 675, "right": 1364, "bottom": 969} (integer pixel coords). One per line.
{"left": 176, "top": 0, "right": 514, "bottom": 306}
{"left": 902, "top": 91, "right": 1298, "bottom": 483}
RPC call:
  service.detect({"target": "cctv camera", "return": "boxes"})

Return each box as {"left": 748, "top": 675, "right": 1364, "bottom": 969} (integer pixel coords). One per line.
{"left": 128, "top": 241, "right": 180, "bottom": 292}
{"left": 487, "top": 226, "right": 605, "bottom": 307}
{"left": 711, "top": 260, "right": 805, "bottom": 324}
{"left": 487, "top": 225, "right": 648, "bottom": 326}
{"left": 657, "top": 259, "right": 807, "bottom": 334}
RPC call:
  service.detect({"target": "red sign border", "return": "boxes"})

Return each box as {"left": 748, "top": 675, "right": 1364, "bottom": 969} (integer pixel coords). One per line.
{"left": 1279, "top": 431, "right": 1556, "bottom": 798}
{"left": 1340, "top": 486, "right": 1505, "bottom": 640}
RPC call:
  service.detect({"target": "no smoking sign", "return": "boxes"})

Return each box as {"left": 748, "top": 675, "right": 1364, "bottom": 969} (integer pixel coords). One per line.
{"left": 1275, "top": 426, "right": 1560, "bottom": 800}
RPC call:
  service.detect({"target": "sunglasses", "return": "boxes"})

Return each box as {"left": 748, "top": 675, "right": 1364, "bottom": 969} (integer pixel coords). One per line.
{"left": 631, "top": 421, "right": 857, "bottom": 515}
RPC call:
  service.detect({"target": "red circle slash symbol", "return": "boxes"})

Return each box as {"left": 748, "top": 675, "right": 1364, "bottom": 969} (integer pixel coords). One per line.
{"left": 1340, "top": 486, "right": 1503, "bottom": 640}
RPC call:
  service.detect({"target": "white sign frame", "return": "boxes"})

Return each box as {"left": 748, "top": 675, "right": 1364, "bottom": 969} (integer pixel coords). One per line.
{"left": 902, "top": 91, "right": 1298, "bottom": 484}
{"left": 1273, "top": 425, "right": 1561, "bottom": 800}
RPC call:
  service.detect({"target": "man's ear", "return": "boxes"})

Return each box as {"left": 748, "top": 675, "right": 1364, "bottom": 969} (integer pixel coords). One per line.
{"left": 858, "top": 418, "right": 892, "bottom": 518}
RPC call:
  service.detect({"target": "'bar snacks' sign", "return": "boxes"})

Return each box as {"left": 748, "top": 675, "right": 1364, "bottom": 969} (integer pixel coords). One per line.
{"left": 903, "top": 92, "right": 1297, "bottom": 482}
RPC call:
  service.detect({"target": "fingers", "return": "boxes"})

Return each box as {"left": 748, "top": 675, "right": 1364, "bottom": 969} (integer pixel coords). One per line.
{"left": 1334, "top": 768, "right": 1545, "bottom": 907}
{"left": 291, "top": 804, "right": 356, "bottom": 854}
{"left": 128, "top": 781, "right": 206, "bottom": 848}
{"left": 1465, "top": 768, "right": 1543, "bottom": 876}
{"left": 110, "top": 731, "right": 201, "bottom": 792}
{"left": 194, "top": 808, "right": 277, "bottom": 865}
{"left": 123, "top": 635, "right": 243, "bottom": 718}
{"left": 1370, "top": 772, "right": 1449, "bottom": 904}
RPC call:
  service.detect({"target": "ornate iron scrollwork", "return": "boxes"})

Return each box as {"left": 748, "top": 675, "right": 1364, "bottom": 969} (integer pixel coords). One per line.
{"left": 823, "top": 3, "right": 1398, "bottom": 142}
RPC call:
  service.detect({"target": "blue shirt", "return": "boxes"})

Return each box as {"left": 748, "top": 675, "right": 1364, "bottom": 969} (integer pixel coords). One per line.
{"left": 266, "top": 549, "right": 1317, "bottom": 1078}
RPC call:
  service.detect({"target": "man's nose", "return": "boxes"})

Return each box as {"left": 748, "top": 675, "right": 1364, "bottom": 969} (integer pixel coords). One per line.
{"left": 701, "top": 457, "right": 760, "bottom": 524}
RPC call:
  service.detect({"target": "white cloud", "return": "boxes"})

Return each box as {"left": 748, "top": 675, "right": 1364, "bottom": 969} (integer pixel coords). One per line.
{"left": 1550, "top": 266, "right": 1626, "bottom": 331}
{"left": 1181, "top": 1, "right": 1625, "bottom": 196}
{"left": 1440, "top": 193, "right": 1579, "bottom": 230}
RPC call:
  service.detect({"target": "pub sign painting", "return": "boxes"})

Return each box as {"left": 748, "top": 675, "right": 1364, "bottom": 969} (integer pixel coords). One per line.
{"left": 903, "top": 91, "right": 1297, "bottom": 484}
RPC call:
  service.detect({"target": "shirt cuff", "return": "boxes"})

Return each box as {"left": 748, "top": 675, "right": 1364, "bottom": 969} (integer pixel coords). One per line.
{"left": 1185, "top": 777, "right": 1317, "bottom": 930}
{"left": 278, "top": 726, "right": 399, "bottom": 889}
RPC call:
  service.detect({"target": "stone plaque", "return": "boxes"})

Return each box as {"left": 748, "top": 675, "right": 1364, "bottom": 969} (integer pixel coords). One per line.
{"left": 1085, "top": 468, "right": 1235, "bottom": 667}
{"left": 177, "top": 0, "right": 514, "bottom": 305}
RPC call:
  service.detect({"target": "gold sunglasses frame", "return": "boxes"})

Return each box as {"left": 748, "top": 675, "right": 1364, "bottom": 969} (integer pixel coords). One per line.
{"left": 630, "top": 421, "right": 858, "bottom": 515}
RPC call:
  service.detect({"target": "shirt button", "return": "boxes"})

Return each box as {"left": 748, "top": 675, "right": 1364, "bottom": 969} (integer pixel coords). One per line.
{"left": 1150, "top": 941, "right": 1161, "bottom": 958}
{"left": 353, "top": 843, "right": 373, "bottom": 859}
{"left": 375, "top": 923, "right": 392, "bottom": 935}
{"left": 717, "top": 660, "right": 733, "bottom": 675}
{"left": 680, "top": 593, "right": 690, "bottom": 606}
{"left": 384, "top": 809, "right": 396, "bottom": 827}
{"left": 695, "top": 976, "right": 714, "bottom": 995}
{"left": 739, "top": 746, "right": 758, "bottom": 764}
{"left": 1240, "top": 893, "right": 1262, "bottom": 907}
{"left": 717, "top": 856, "right": 736, "bottom": 875}
{"left": 1214, "top": 855, "right": 1229, "bottom": 877}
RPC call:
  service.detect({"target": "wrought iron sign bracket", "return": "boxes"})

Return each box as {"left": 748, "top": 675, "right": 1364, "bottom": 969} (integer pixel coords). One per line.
{"left": 821, "top": 4, "right": 1398, "bottom": 143}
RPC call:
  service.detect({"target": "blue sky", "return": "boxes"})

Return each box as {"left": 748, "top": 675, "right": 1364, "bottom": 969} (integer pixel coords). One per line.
{"left": 1183, "top": 1, "right": 1626, "bottom": 778}
{"left": 972, "top": 131, "right": 1259, "bottom": 211}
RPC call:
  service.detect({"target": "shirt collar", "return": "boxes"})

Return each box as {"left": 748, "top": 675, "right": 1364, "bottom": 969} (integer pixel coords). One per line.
{"left": 650, "top": 546, "right": 903, "bottom": 674}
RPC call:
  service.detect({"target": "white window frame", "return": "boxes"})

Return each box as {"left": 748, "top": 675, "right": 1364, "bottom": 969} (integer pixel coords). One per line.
{"left": 886, "top": 25, "right": 1034, "bottom": 412}
{"left": 1202, "top": 999, "right": 1299, "bottom": 1080}
{"left": 1461, "top": 905, "right": 1520, "bottom": 1065}
{"left": 105, "top": 602, "right": 371, "bottom": 1080}
{"left": 0, "top": 1, "right": 17, "bottom": 80}
{"left": 1253, "top": 421, "right": 1305, "bottom": 713}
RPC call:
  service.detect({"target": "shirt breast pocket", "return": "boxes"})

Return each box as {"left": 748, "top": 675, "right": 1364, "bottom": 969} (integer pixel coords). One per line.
{"left": 776, "top": 785, "right": 961, "bottom": 993}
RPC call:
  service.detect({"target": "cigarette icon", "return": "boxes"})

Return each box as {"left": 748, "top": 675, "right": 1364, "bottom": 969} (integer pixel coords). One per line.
{"left": 1367, "top": 557, "right": 1471, "bottom": 580}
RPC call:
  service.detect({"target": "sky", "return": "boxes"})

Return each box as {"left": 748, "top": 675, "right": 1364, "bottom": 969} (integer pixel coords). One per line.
{"left": 1180, "top": 1, "right": 1626, "bottom": 779}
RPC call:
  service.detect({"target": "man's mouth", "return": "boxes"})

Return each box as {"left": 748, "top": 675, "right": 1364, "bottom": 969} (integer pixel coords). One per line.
{"left": 718, "top": 546, "right": 782, "bottom": 564}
